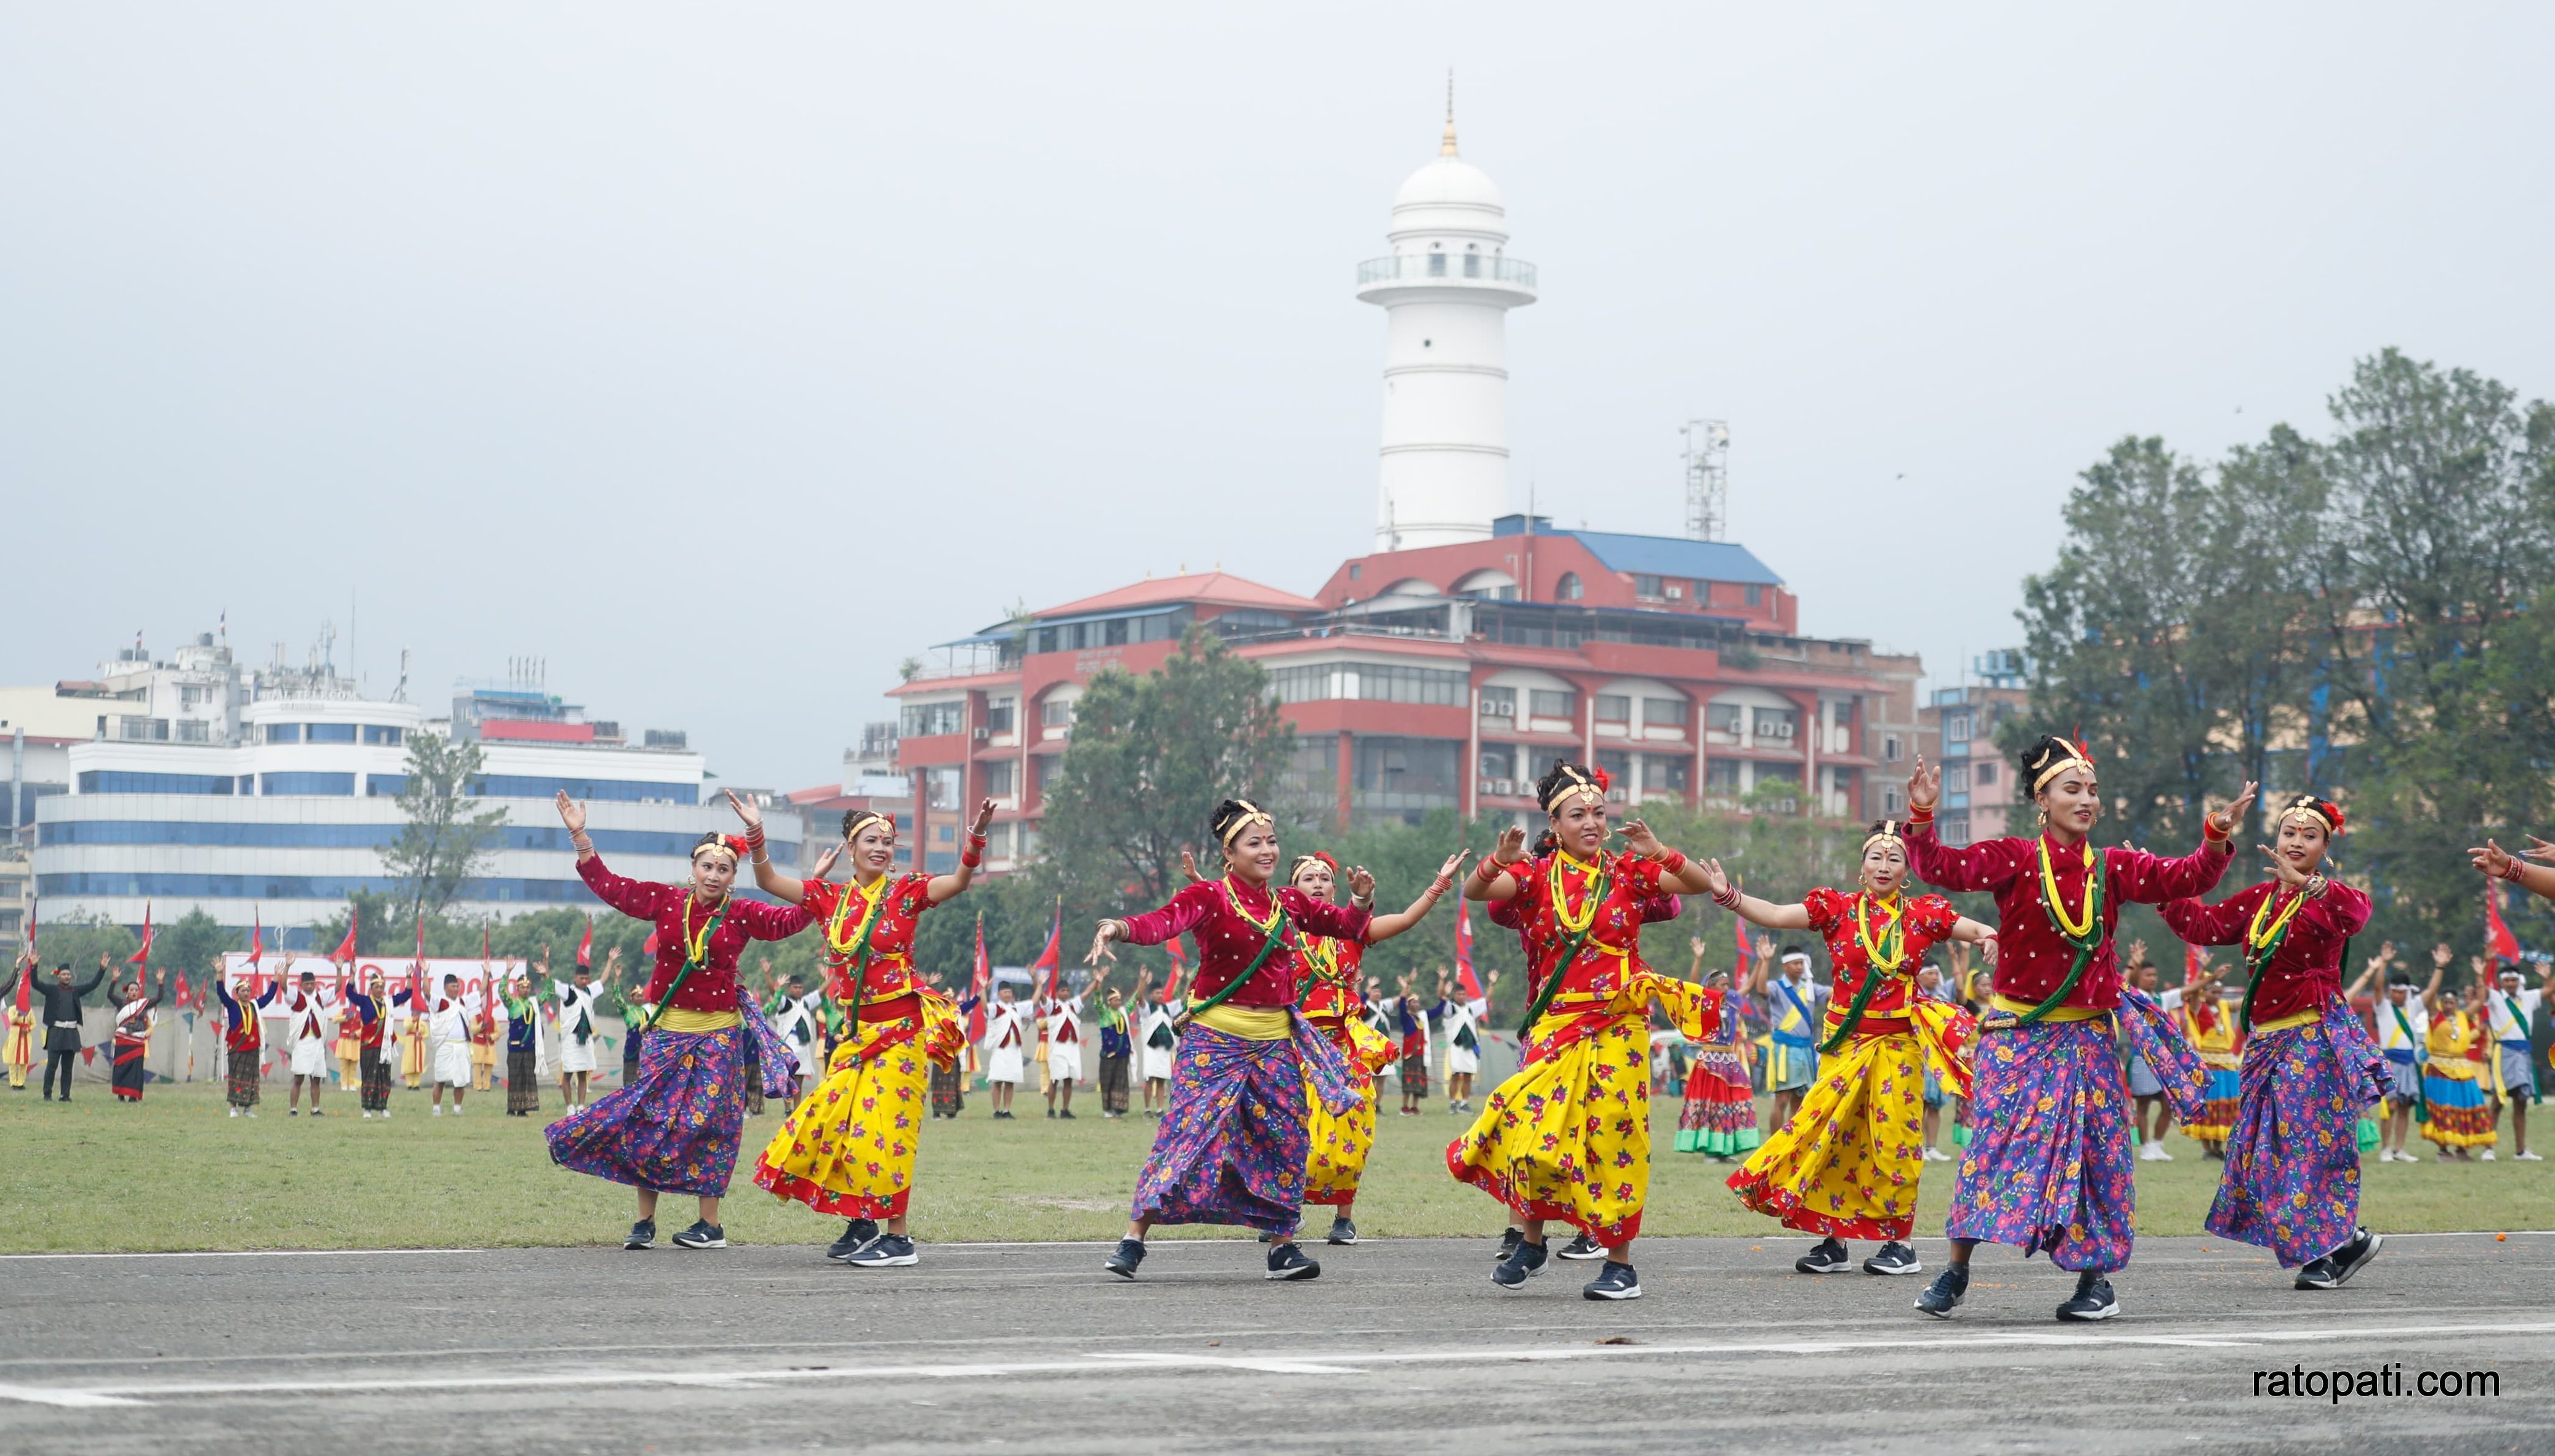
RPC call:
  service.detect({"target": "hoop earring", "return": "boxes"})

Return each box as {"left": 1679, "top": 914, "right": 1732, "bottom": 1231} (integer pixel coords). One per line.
{"left": 2035, "top": 806, "right": 2048, "bottom": 832}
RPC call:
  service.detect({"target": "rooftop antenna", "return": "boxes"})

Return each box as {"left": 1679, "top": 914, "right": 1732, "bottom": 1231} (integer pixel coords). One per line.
{"left": 1682, "top": 419, "right": 1730, "bottom": 541}
{"left": 392, "top": 648, "right": 410, "bottom": 704}
{"left": 1441, "top": 70, "right": 1458, "bottom": 156}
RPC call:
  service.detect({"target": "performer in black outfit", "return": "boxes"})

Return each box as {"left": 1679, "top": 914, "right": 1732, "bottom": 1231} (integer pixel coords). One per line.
{"left": 37, "top": 955, "right": 109, "bottom": 1101}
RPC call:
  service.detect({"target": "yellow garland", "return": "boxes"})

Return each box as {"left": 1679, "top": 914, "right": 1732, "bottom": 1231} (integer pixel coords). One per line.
{"left": 1854, "top": 891, "right": 1908, "bottom": 974}
{"left": 824, "top": 873, "right": 897, "bottom": 968}
{"left": 678, "top": 892, "right": 728, "bottom": 967}
{"left": 1299, "top": 935, "right": 1341, "bottom": 984}
{"left": 1221, "top": 874, "right": 1283, "bottom": 936}
{"left": 2036, "top": 837, "right": 2099, "bottom": 941}
{"left": 1549, "top": 850, "right": 1604, "bottom": 937}
{"left": 2245, "top": 886, "right": 2306, "bottom": 957}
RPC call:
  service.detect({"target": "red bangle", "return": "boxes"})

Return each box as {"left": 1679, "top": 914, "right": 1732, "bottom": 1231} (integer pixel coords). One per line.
{"left": 1653, "top": 850, "right": 1687, "bottom": 876}
{"left": 2504, "top": 858, "right": 2527, "bottom": 883}
{"left": 1471, "top": 858, "right": 1508, "bottom": 884}
{"left": 1906, "top": 806, "right": 1933, "bottom": 826}
{"left": 960, "top": 850, "right": 982, "bottom": 869}
{"left": 1712, "top": 881, "right": 1742, "bottom": 911}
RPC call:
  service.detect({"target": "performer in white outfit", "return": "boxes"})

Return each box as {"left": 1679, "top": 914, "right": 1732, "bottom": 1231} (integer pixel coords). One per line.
{"left": 982, "top": 984, "right": 1031, "bottom": 1120}
{"left": 277, "top": 969, "right": 336, "bottom": 1116}
{"left": 1442, "top": 978, "right": 1495, "bottom": 1113}
{"left": 765, "top": 976, "right": 823, "bottom": 1103}
{"left": 2482, "top": 962, "right": 2549, "bottom": 1162}
{"left": 1039, "top": 984, "right": 1090, "bottom": 1119}
{"left": 1137, "top": 994, "right": 1177, "bottom": 1117}
{"left": 2363, "top": 947, "right": 2436, "bottom": 1163}
{"left": 427, "top": 973, "right": 474, "bottom": 1115}
{"left": 554, "top": 965, "right": 605, "bottom": 1113}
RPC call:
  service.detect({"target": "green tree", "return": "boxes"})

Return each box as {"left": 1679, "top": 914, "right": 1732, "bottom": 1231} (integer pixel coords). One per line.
{"left": 382, "top": 732, "right": 507, "bottom": 922}
{"left": 153, "top": 908, "right": 238, "bottom": 992}
{"left": 23, "top": 914, "right": 136, "bottom": 986}
{"left": 1035, "top": 626, "right": 1296, "bottom": 921}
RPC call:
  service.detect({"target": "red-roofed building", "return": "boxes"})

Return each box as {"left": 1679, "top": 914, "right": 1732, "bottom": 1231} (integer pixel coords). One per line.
{"left": 863, "top": 516, "right": 1923, "bottom": 875}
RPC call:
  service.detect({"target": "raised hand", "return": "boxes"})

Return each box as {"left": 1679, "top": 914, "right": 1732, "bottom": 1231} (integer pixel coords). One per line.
{"left": 1179, "top": 848, "right": 1205, "bottom": 885}
{"left": 554, "top": 790, "right": 587, "bottom": 835}
{"left": 809, "top": 844, "right": 842, "bottom": 882}
{"left": 1347, "top": 865, "right": 1377, "bottom": 901}
{"left": 2259, "top": 842, "right": 2311, "bottom": 889}
{"left": 1907, "top": 756, "right": 1940, "bottom": 813}
{"left": 1696, "top": 858, "right": 1733, "bottom": 901}
{"left": 1618, "top": 818, "right": 1662, "bottom": 858}
{"left": 723, "top": 788, "right": 762, "bottom": 832}
{"left": 2522, "top": 835, "right": 2555, "bottom": 864}
{"left": 1084, "top": 921, "right": 1123, "bottom": 968}
{"left": 1493, "top": 824, "right": 1529, "bottom": 865}
{"left": 2208, "top": 781, "right": 2261, "bottom": 838}
{"left": 2432, "top": 943, "right": 2455, "bottom": 972}
{"left": 971, "top": 797, "right": 997, "bottom": 838}
{"left": 2471, "top": 839, "right": 2519, "bottom": 880}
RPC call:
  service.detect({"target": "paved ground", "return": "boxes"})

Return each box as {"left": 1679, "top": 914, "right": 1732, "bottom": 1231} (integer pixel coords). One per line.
{"left": 1, "top": 1233, "right": 2548, "bottom": 1454}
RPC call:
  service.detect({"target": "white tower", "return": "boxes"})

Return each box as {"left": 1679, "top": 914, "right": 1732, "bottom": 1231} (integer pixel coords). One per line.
{"left": 1357, "top": 87, "right": 1536, "bottom": 550}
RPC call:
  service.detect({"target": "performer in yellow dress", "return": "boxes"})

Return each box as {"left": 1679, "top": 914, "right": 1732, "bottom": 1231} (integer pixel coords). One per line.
{"left": 4, "top": 952, "right": 36, "bottom": 1091}
{"left": 1709, "top": 821, "right": 1994, "bottom": 1278}
{"left": 2417, "top": 991, "right": 2496, "bottom": 1157}
{"left": 737, "top": 791, "right": 994, "bottom": 1269}
{"left": 1451, "top": 761, "right": 1724, "bottom": 1303}
{"left": 2178, "top": 972, "right": 2242, "bottom": 1152}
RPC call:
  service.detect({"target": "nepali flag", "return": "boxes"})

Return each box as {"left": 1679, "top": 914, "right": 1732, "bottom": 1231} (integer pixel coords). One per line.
{"left": 247, "top": 909, "right": 265, "bottom": 995}
{"left": 1160, "top": 932, "right": 1187, "bottom": 1007}
{"left": 2487, "top": 883, "right": 2523, "bottom": 964}
{"left": 1455, "top": 898, "right": 1481, "bottom": 1000}
{"left": 966, "top": 912, "right": 990, "bottom": 1043}
{"left": 330, "top": 906, "right": 359, "bottom": 964}
{"left": 575, "top": 919, "right": 594, "bottom": 969}
{"left": 127, "top": 901, "right": 153, "bottom": 965}
{"left": 1031, "top": 897, "right": 1063, "bottom": 1002}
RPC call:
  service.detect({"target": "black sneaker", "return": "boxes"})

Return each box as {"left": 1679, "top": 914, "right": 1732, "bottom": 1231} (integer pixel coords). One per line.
{"left": 1265, "top": 1242, "right": 1321, "bottom": 1281}
{"left": 1493, "top": 1227, "right": 1524, "bottom": 1261}
{"left": 1326, "top": 1217, "right": 1358, "bottom": 1245}
{"left": 847, "top": 1233, "right": 918, "bottom": 1268}
{"left": 1795, "top": 1236, "right": 1851, "bottom": 1274}
{"left": 672, "top": 1221, "right": 727, "bottom": 1250}
{"left": 1556, "top": 1231, "right": 1607, "bottom": 1261}
{"left": 1105, "top": 1237, "right": 1147, "bottom": 1279}
{"left": 1582, "top": 1260, "right": 1642, "bottom": 1301}
{"left": 2056, "top": 1270, "right": 2118, "bottom": 1322}
{"left": 826, "top": 1219, "right": 881, "bottom": 1261}
{"left": 1045, "top": 1108, "right": 1056, "bottom": 1119}
{"left": 1914, "top": 1265, "right": 1969, "bottom": 1318}
{"left": 1862, "top": 1241, "right": 1921, "bottom": 1276}
{"left": 2293, "top": 1256, "right": 2337, "bottom": 1290}
{"left": 1491, "top": 1239, "right": 1549, "bottom": 1289}
{"left": 1060, "top": 1109, "right": 1075, "bottom": 1119}
{"left": 623, "top": 1219, "right": 656, "bottom": 1251}
{"left": 2306, "top": 1228, "right": 2383, "bottom": 1289}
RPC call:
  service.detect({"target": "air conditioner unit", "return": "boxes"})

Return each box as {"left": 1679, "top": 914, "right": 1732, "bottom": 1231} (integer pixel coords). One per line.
{"left": 973, "top": 727, "right": 990, "bottom": 741}
{"left": 1768, "top": 723, "right": 1796, "bottom": 739}
{"left": 1496, "top": 778, "right": 1514, "bottom": 796}
{"left": 1665, "top": 584, "right": 1684, "bottom": 600}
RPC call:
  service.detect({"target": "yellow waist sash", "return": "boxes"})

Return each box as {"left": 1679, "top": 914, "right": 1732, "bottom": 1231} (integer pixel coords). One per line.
{"left": 1189, "top": 1003, "right": 1293, "bottom": 1041}
{"left": 653, "top": 1007, "right": 743, "bottom": 1034}
{"left": 1991, "top": 994, "right": 2107, "bottom": 1024}
{"left": 2250, "top": 1008, "right": 2320, "bottom": 1036}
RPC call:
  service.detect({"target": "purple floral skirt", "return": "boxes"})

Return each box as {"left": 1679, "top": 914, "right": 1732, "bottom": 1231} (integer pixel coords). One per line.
{"left": 2207, "top": 999, "right": 2391, "bottom": 1267}
{"left": 1947, "top": 987, "right": 2204, "bottom": 1273}
{"left": 1132, "top": 1015, "right": 1360, "bottom": 1236}
{"left": 547, "top": 1024, "right": 748, "bottom": 1198}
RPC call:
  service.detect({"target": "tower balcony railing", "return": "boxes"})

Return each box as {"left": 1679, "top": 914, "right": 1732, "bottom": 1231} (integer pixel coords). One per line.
{"left": 1356, "top": 254, "right": 1538, "bottom": 290}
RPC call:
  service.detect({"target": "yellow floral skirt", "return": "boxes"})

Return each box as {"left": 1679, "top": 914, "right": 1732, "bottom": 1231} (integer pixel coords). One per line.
{"left": 754, "top": 994, "right": 963, "bottom": 1221}
{"left": 1304, "top": 1016, "right": 1397, "bottom": 1206}
{"left": 1726, "top": 1000, "right": 1972, "bottom": 1242}
{"left": 1445, "top": 972, "right": 1722, "bottom": 1245}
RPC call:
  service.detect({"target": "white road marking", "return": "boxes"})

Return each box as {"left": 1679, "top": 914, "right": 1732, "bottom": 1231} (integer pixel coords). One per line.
{"left": 2, "top": 1319, "right": 2549, "bottom": 1407}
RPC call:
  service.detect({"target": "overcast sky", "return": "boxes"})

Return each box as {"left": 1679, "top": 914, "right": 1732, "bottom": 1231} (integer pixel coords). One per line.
{"left": 5, "top": 5, "right": 2550, "bottom": 789}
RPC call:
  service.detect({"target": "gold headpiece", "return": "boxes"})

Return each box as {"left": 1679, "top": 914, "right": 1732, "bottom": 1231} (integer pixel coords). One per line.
{"left": 2031, "top": 741, "right": 2098, "bottom": 792}
{"left": 1543, "top": 765, "right": 1607, "bottom": 814}
{"left": 1219, "top": 799, "right": 1275, "bottom": 846}
{"left": 691, "top": 833, "right": 748, "bottom": 868}
{"left": 2276, "top": 794, "right": 2345, "bottom": 836}
{"left": 1862, "top": 820, "right": 1907, "bottom": 856}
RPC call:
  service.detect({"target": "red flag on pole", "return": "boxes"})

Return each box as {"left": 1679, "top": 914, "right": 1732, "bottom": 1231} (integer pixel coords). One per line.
{"left": 248, "top": 907, "right": 264, "bottom": 995}
{"left": 642, "top": 927, "right": 660, "bottom": 957}
{"left": 1455, "top": 899, "right": 1482, "bottom": 1000}
{"left": 575, "top": 920, "right": 593, "bottom": 969}
{"left": 1031, "top": 897, "right": 1062, "bottom": 1001}
{"left": 967, "top": 912, "right": 990, "bottom": 1042}
{"left": 1160, "top": 933, "right": 1187, "bottom": 1007}
{"left": 2184, "top": 941, "right": 2206, "bottom": 983}
{"left": 2487, "top": 884, "right": 2522, "bottom": 963}
{"left": 127, "top": 901, "right": 154, "bottom": 965}
{"left": 329, "top": 906, "right": 358, "bottom": 963}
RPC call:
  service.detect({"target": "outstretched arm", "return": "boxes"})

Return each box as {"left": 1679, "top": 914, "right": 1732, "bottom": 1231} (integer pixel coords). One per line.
{"left": 1364, "top": 851, "right": 1468, "bottom": 943}
{"left": 728, "top": 790, "right": 809, "bottom": 904}
{"left": 1617, "top": 818, "right": 1715, "bottom": 895}
{"left": 927, "top": 798, "right": 998, "bottom": 904}
{"left": 1692, "top": 859, "right": 1810, "bottom": 930}
{"left": 1466, "top": 826, "right": 1530, "bottom": 903}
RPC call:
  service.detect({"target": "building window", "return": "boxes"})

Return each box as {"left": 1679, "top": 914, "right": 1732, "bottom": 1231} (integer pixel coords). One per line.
{"left": 1706, "top": 702, "right": 1745, "bottom": 736}
{"left": 1942, "top": 814, "right": 1973, "bottom": 847}
{"left": 1975, "top": 762, "right": 1998, "bottom": 786}
{"left": 306, "top": 723, "right": 358, "bottom": 744}
{"left": 1479, "top": 686, "right": 1516, "bottom": 720}
{"left": 901, "top": 701, "right": 964, "bottom": 738}
{"left": 1594, "top": 694, "right": 1631, "bottom": 723}
{"left": 361, "top": 725, "right": 404, "bottom": 746}
{"left": 1633, "top": 574, "right": 1663, "bottom": 600}
{"left": 262, "top": 772, "right": 357, "bottom": 796}
{"left": 1265, "top": 663, "right": 1467, "bottom": 706}
{"left": 1945, "top": 714, "right": 1972, "bottom": 744}
{"left": 1104, "top": 617, "right": 1129, "bottom": 646}
{"left": 1595, "top": 749, "right": 1633, "bottom": 794}
{"left": 1352, "top": 736, "right": 1460, "bottom": 813}
{"left": 1529, "top": 689, "right": 1577, "bottom": 721}
{"left": 1645, "top": 755, "right": 1690, "bottom": 794}
{"left": 924, "top": 766, "right": 963, "bottom": 811}
{"left": 76, "top": 770, "right": 235, "bottom": 796}
{"left": 1642, "top": 697, "right": 1688, "bottom": 729}
{"left": 1463, "top": 249, "right": 1480, "bottom": 278}
{"left": 1705, "top": 758, "right": 1742, "bottom": 791}
{"left": 982, "top": 760, "right": 1017, "bottom": 797}
{"left": 1427, "top": 251, "right": 1446, "bottom": 276}
{"left": 1946, "top": 764, "right": 1971, "bottom": 794}
{"left": 1883, "top": 787, "right": 1905, "bottom": 815}
{"left": 1040, "top": 697, "right": 1075, "bottom": 728}
{"left": 983, "top": 698, "right": 1016, "bottom": 734}
{"left": 1033, "top": 757, "right": 1057, "bottom": 793}
{"left": 1554, "top": 572, "right": 1582, "bottom": 601}
{"left": 1882, "top": 733, "right": 1903, "bottom": 762}
{"left": 1348, "top": 563, "right": 1362, "bottom": 580}
{"left": 265, "top": 723, "right": 301, "bottom": 744}
{"left": 368, "top": 775, "right": 408, "bottom": 797}
{"left": 1477, "top": 745, "right": 1514, "bottom": 783}
{"left": 174, "top": 719, "right": 210, "bottom": 743}
{"left": 1745, "top": 584, "right": 1763, "bottom": 607}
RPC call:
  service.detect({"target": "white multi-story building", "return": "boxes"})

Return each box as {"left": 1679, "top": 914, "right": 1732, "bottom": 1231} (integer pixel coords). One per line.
{"left": 31, "top": 638, "right": 796, "bottom": 947}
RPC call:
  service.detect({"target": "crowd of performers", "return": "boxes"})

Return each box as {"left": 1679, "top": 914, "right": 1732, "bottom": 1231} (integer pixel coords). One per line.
{"left": 20, "top": 734, "right": 2554, "bottom": 1322}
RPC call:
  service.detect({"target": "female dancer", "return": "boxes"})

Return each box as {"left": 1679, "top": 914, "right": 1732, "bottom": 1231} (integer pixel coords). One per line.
{"left": 1085, "top": 799, "right": 1392, "bottom": 1282}
{"left": 545, "top": 793, "right": 809, "bottom": 1252}
{"left": 1709, "top": 820, "right": 1995, "bottom": 1277}
{"left": 733, "top": 791, "right": 994, "bottom": 1268}
{"left": 2158, "top": 794, "right": 2387, "bottom": 1289}
{"left": 2175, "top": 959, "right": 2240, "bottom": 1156}
{"left": 1450, "top": 762, "right": 1722, "bottom": 1303}
{"left": 1673, "top": 936, "right": 1757, "bottom": 1162}
{"left": 1903, "top": 739, "right": 2250, "bottom": 1322}
{"left": 1290, "top": 849, "right": 1464, "bottom": 1245}
{"left": 109, "top": 975, "right": 161, "bottom": 1103}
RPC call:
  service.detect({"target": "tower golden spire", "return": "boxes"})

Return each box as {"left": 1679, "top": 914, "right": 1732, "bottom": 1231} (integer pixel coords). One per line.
{"left": 1440, "top": 70, "right": 1458, "bottom": 156}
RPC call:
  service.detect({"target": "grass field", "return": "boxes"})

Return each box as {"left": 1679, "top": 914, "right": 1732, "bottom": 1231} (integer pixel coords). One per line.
{"left": 6, "top": 1079, "right": 2549, "bottom": 1254}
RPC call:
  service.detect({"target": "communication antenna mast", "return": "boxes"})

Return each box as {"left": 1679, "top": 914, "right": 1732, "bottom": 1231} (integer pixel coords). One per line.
{"left": 1681, "top": 419, "right": 1730, "bottom": 541}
